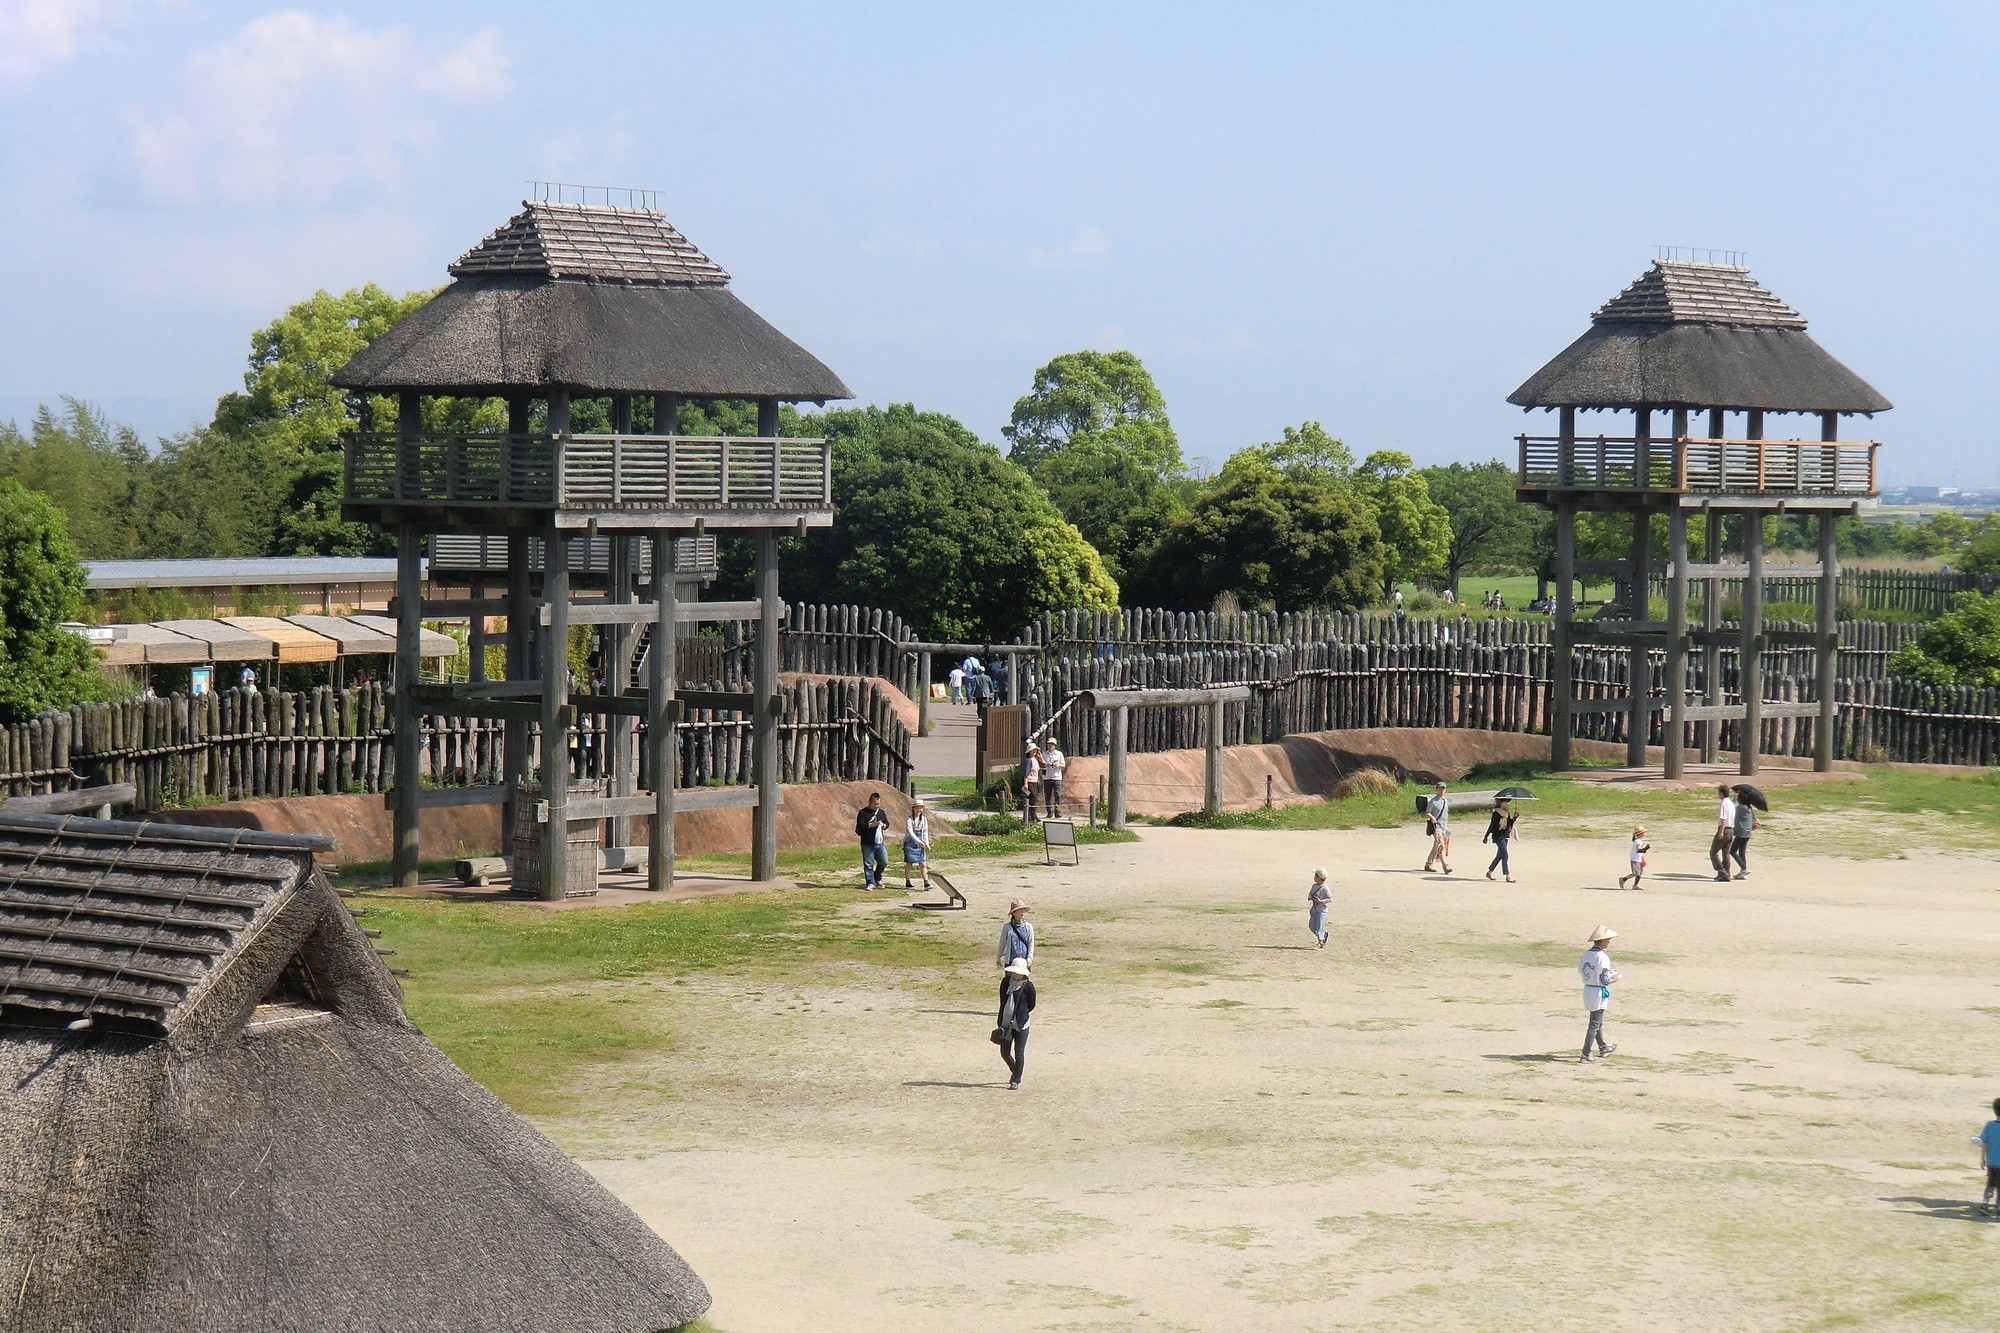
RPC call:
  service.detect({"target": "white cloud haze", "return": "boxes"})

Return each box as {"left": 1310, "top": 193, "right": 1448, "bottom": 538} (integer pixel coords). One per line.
{"left": 0, "top": 0, "right": 114, "bottom": 84}
{"left": 127, "top": 11, "right": 512, "bottom": 207}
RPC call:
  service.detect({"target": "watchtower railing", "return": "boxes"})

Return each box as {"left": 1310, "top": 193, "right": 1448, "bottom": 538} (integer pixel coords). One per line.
{"left": 343, "top": 432, "right": 834, "bottom": 511}
{"left": 1517, "top": 435, "right": 1878, "bottom": 497}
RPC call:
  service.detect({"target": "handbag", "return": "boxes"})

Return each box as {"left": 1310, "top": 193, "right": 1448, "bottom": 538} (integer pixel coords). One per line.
{"left": 990, "top": 1027, "right": 1006, "bottom": 1045}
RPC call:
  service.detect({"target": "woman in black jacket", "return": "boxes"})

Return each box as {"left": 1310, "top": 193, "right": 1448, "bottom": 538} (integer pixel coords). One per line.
{"left": 996, "top": 959, "right": 1036, "bottom": 1090}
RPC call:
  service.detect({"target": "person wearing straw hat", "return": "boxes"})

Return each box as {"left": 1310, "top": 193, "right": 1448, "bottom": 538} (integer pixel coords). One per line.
{"left": 1305, "top": 869, "right": 1332, "bottom": 949}
{"left": 1022, "top": 743, "right": 1042, "bottom": 820}
{"left": 1578, "top": 926, "right": 1621, "bottom": 1063}
{"left": 996, "top": 899, "right": 1034, "bottom": 970}
{"left": 996, "top": 958, "right": 1037, "bottom": 1089}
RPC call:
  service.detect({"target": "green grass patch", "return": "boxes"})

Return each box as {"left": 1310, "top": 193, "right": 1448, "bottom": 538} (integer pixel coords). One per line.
{"left": 357, "top": 886, "right": 964, "bottom": 1115}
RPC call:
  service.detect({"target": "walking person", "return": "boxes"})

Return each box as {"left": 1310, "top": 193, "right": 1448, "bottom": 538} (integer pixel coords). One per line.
{"left": 1482, "top": 797, "right": 1519, "bottom": 883}
{"left": 854, "top": 791, "right": 891, "bottom": 890}
{"left": 948, "top": 664, "right": 966, "bottom": 704}
{"left": 1423, "top": 781, "right": 1452, "bottom": 874}
{"left": 1040, "top": 739, "right": 1066, "bottom": 818}
{"left": 1729, "top": 795, "right": 1760, "bottom": 880}
{"left": 1021, "top": 743, "right": 1041, "bottom": 820}
{"left": 1618, "top": 825, "right": 1651, "bottom": 890}
{"left": 996, "top": 959, "right": 1036, "bottom": 1090}
{"left": 1578, "top": 926, "right": 1621, "bottom": 1063}
{"left": 1306, "top": 869, "right": 1332, "bottom": 949}
{"left": 1973, "top": 1097, "right": 2000, "bottom": 1216}
{"left": 996, "top": 899, "right": 1034, "bottom": 969}
{"left": 1711, "top": 785, "right": 1736, "bottom": 883}
{"left": 902, "top": 801, "right": 933, "bottom": 891}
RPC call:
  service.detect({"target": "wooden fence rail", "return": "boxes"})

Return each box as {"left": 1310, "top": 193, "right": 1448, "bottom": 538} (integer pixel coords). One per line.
{"left": 0, "top": 677, "right": 912, "bottom": 808}
{"left": 1649, "top": 568, "right": 2000, "bottom": 616}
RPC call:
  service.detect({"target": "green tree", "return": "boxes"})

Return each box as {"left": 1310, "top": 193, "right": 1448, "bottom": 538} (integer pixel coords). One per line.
{"left": 1247, "top": 421, "right": 1355, "bottom": 486}
{"left": 1353, "top": 450, "right": 1451, "bottom": 601}
{"left": 1420, "top": 460, "right": 1542, "bottom": 592}
{"left": 0, "top": 480, "right": 107, "bottom": 721}
{"left": 1002, "top": 350, "right": 1181, "bottom": 476}
{"left": 1958, "top": 515, "right": 2000, "bottom": 575}
{"left": 207, "top": 284, "right": 447, "bottom": 556}
{"left": 776, "top": 405, "right": 1117, "bottom": 640}
{"left": 1027, "top": 439, "right": 1185, "bottom": 584}
{"left": 0, "top": 400, "right": 153, "bottom": 558}
{"left": 1135, "top": 454, "right": 1382, "bottom": 611}
{"left": 1887, "top": 590, "right": 2000, "bottom": 686}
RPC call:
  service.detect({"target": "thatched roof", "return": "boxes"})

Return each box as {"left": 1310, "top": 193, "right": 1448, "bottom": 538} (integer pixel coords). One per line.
{"left": 1509, "top": 261, "right": 1892, "bottom": 415}
{"left": 330, "top": 202, "right": 851, "bottom": 402}
{"left": 0, "top": 813, "right": 709, "bottom": 1332}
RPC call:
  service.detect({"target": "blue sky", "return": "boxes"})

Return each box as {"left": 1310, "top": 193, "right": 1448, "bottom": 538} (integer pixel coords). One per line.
{"left": 2, "top": 1, "right": 1996, "bottom": 486}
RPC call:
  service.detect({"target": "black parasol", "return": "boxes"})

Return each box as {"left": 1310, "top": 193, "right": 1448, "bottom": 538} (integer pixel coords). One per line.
{"left": 1732, "top": 783, "right": 1769, "bottom": 811}
{"left": 1495, "top": 786, "right": 1538, "bottom": 800}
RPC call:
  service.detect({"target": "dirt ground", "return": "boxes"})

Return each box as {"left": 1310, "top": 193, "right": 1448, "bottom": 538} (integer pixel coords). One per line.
{"left": 562, "top": 815, "right": 2000, "bottom": 1331}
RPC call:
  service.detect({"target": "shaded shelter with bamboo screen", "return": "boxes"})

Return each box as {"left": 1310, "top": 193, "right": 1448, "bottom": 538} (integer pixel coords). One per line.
{"left": 1509, "top": 256, "right": 1890, "bottom": 777}
{"left": 334, "top": 195, "right": 850, "bottom": 896}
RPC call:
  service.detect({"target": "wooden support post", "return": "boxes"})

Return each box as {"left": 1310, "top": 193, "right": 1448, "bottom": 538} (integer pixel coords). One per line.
{"left": 1204, "top": 696, "right": 1225, "bottom": 816}
{"left": 751, "top": 525, "right": 781, "bottom": 881}
{"left": 1815, "top": 508, "right": 1839, "bottom": 772}
{"left": 1627, "top": 507, "right": 1651, "bottom": 767}
{"left": 502, "top": 532, "right": 532, "bottom": 846}
{"left": 649, "top": 529, "right": 679, "bottom": 891}
{"left": 1701, "top": 507, "right": 1722, "bottom": 764}
{"left": 1107, "top": 705, "right": 1129, "bottom": 830}
{"left": 539, "top": 526, "right": 572, "bottom": 901}
{"left": 391, "top": 521, "right": 422, "bottom": 888}
{"left": 468, "top": 583, "right": 488, "bottom": 684}
{"left": 1557, "top": 405, "right": 1575, "bottom": 487}
{"left": 917, "top": 649, "right": 931, "bottom": 737}
{"left": 1665, "top": 509, "right": 1690, "bottom": 779}
{"left": 1551, "top": 501, "right": 1576, "bottom": 772}
{"left": 606, "top": 532, "right": 634, "bottom": 849}
{"left": 1740, "top": 509, "right": 1764, "bottom": 777}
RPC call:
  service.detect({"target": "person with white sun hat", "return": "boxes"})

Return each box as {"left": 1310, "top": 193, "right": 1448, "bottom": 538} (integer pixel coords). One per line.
{"left": 1578, "top": 926, "right": 1622, "bottom": 1064}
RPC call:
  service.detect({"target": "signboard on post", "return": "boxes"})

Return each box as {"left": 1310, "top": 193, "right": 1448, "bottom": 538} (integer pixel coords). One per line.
{"left": 1042, "top": 818, "right": 1080, "bottom": 866}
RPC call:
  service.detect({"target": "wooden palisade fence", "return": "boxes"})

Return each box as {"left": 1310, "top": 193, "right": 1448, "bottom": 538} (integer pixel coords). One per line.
{"left": 0, "top": 677, "right": 911, "bottom": 807}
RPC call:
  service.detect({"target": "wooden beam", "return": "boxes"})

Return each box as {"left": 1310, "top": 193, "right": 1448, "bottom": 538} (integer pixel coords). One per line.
{"left": 1674, "top": 562, "right": 1822, "bottom": 579}
{"left": 1, "top": 784, "right": 138, "bottom": 815}
{"left": 1078, "top": 686, "right": 1253, "bottom": 709}
{"left": 1569, "top": 699, "right": 1665, "bottom": 715}
{"left": 1680, "top": 701, "right": 1823, "bottom": 723}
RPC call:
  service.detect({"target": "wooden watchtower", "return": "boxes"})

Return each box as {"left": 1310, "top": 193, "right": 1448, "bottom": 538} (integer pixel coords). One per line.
{"left": 1510, "top": 257, "right": 1890, "bottom": 778}
{"left": 334, "top": 195, "right": 850, "bottom": 897}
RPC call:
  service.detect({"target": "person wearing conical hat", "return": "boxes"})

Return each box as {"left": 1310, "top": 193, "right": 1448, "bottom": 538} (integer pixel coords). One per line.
{"left": 1578, "top": 926, "right": 1622, "bottom": 1064}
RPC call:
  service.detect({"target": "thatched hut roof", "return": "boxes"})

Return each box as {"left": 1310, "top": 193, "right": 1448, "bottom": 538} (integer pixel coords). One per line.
{"left": 1508, "top": 261, "right": 1891, "bottom": 415}
{"left": 0, "top": 813, "right": 709, "bottom": 1332}
{"left": 330, "top": 201, "right": 852, "bottom": 402}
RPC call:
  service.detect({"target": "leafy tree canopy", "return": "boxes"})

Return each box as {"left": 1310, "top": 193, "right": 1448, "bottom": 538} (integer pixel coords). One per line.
{"left": 0, "top": 400, "right": 152, "bottom": 559}
{"left": 1002, "top": 350, "right": 1181, "bottom": 478}
{"left": 1027, "top": 437, "right": 1186, "bottom": 585}
{"left": 0, "top": 480, "right": 108, "bottom": 721}
{"left": 1352, "top": 450, "right": 1451, "bottom": 599}
{"left": 1887, "top": 590, "right": 2000, "bottom": 687}
{"left": 1419, "top": 460, "right": 1542, "bottom": 590}
{"left": 1135, "top": 453, "right": 1382, "bottom": 612}
{"left": 1247, "top": 421, "right": 1355, "bottom": 487}
{"left": 779, "top": 404, "right": 1116, "bottom": 641}
{"left": 1960, "top": 515, "right": 2000, "bottom": 575}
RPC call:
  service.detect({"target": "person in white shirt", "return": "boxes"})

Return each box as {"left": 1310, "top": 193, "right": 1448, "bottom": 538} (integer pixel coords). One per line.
{"left": 948, "top": 666, "right": 966, "bottom": 703}
{"left": 1578, "top": 926, "right": 1622, "bottom": 1063}
{"left": 1423, "top": 782, "right": 1452, "bottom": 874}
{"left": 1711, "top": 786, "right": 1737, "bottom": 883}
{"left": 1040, "top": 741, "right": 1066, "bottom": 817}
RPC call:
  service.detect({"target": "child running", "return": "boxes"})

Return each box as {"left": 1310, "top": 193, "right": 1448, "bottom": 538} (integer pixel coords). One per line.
{"left": 1306, "top": 869, "right": 1331, "bottom": 949}
{"left": 1975, "top": 1097, "right": 2000, "bottom": 1216}
{"left": 1618, "top": 825, "right": 1651, "bottom": 890}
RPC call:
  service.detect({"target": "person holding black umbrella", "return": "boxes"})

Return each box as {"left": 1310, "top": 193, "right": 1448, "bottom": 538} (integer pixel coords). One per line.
{"left": 1730, "top": 785, "right": 1765, "bottom": 880}
{"left": 1483, "top": 797, "right": 1520, "bottom": 882}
